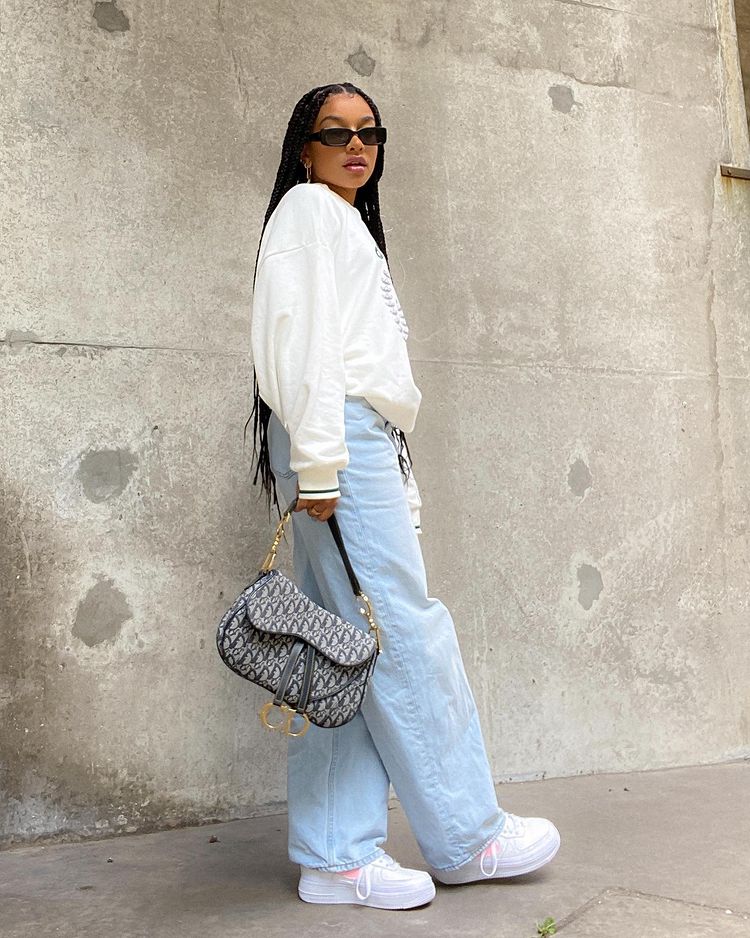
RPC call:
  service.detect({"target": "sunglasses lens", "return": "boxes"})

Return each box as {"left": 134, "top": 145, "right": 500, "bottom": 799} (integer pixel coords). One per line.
{"left": 358, "top": 127, "right": 386, "bottom": 145}
{"left": 321, "top": 128, "right": 352, "bottom": 146}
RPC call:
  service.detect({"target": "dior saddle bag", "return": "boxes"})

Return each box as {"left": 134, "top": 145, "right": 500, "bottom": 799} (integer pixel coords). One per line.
{"left": 215, "top": 498, "right": 381, "bottom": 738}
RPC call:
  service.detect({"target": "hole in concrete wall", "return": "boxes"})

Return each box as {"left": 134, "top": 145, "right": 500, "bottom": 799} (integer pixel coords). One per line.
{"left": 76, "top": 448, "right": 138, "bottom": 503}
{"left": 72, "top": 578, "right": 132, "bottom": 647}
{"left": 346, "top": 45, "right": 376, "bottom": 77}
{"left": 93, "top": 1, "right": 129, "bottom": 32}
{"left": 577, "top": 563, "right": 603, "bottom": 610}
{"left": 568, "top": 457, "right": 593, "bottom": 498}
{"left": 735, "top": 0, "right": 750, "bottom": 134}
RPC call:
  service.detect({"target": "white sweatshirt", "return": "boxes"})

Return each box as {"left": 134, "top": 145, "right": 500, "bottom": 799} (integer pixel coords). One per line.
{"left": 251, "top": 181, "right": 424, "bottom": 530}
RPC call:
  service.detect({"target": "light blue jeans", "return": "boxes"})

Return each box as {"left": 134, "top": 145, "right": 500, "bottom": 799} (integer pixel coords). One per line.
{"left": 267, "top": 396, "right": 506, "bottom": 873}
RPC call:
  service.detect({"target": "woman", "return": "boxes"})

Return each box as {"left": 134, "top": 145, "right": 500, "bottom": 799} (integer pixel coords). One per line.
{"left": 249, "top": 82, "right": 560, "bottom": 910}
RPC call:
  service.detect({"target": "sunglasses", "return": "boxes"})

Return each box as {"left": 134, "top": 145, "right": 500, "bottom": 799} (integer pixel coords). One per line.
{"left": 306, "top": 126, "right": 387, "bottom": 147}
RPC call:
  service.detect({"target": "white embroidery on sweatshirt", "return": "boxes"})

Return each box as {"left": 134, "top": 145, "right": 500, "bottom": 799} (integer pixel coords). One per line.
{"left": 375, "top": 246, "right": 409, "bottom": 341}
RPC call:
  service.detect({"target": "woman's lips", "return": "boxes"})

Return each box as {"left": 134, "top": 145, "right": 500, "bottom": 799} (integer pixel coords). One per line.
{"left": 343, "top": 164, "right": 366, "bottom": 173}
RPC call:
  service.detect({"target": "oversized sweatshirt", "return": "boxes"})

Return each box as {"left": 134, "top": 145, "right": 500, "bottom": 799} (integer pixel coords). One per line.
{"left": 250, "top": 181, "right": 424, "bottom": 530}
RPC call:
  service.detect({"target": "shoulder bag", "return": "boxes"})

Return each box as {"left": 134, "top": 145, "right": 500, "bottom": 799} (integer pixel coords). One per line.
{"left": 215, "top": 499, "right": 381, "bottom": 738}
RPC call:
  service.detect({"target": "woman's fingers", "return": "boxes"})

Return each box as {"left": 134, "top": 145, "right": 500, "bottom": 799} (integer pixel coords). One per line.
{"left": 294, "top": 497, "right": 339, "bottom": 522}
{"left": 313, "top": 502, "right": 337, "bottom": 522}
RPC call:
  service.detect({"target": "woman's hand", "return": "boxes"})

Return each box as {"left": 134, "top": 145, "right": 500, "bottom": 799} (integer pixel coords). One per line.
{"left": 295, "top": 495, "right": 339, "bottom": 522}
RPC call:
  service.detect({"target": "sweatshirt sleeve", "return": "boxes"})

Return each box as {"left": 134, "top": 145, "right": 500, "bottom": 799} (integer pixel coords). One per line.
{"left": 251, "top": 241, "right": 347, "bottom": 499}
{"left": 405, "top": 466, "right": 423, "bottom": 534}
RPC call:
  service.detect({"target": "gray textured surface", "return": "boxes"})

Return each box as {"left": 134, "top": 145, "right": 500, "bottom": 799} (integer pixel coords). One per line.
{"left": 564, "top": 891, "right": 750, "bottom": 938}
{"left": 2, "top": 0, "right": 750, "bottom": 843}
{"left": 1, "top": 762, "right": 749, "bottom": 937}
{"left": 738, "top": 0, "right": 750, "bottom": 130}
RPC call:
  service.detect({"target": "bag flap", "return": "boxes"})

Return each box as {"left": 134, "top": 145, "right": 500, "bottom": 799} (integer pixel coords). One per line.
{"left": 238, "top": 570, "right": 376, "bottom": 666}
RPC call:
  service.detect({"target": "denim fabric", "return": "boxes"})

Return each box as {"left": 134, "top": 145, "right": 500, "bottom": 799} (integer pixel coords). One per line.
{"left": 267, "top": 396, "right": 506, "bottom": 872}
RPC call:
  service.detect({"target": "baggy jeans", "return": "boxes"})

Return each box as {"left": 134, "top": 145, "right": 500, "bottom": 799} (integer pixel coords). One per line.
{"left": 267, "top": 396, "right": 507, "bottom": 873}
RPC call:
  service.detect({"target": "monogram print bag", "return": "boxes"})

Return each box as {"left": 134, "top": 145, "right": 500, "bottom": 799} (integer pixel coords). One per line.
{"left": 216, "top": 499, "right": 381, "bottom": 738}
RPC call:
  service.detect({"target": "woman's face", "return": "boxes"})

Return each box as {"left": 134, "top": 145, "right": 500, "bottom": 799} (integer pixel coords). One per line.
{"left": 300, "top": 93, "right": 379, "bottom": 204}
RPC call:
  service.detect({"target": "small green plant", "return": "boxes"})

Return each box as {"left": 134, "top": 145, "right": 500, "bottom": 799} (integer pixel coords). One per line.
{"left": 536, "top": 917, "right": 557, "bottom": 937}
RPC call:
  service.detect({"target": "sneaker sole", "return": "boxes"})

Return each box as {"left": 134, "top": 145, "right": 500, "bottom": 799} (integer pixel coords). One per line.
{"left": 298, "top": 877, "right": 436, "bottom": 910}
{"left": 432, "top": 829, "right": 561, "bottom": 884}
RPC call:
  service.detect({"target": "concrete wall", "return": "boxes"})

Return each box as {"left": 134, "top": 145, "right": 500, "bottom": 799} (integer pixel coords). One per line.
{"left": 737, "top": 0, "right": 750, "bottom": 129}
{"left": 2, "top": 0, "right": 749, "bottom": 847}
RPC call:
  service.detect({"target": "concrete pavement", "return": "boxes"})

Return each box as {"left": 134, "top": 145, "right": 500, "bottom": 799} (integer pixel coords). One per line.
{"left": 1, "top": 760, "right": 748, "bottom": 937}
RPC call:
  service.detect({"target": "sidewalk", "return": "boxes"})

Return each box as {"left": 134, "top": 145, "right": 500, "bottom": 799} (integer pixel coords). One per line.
{"left": 2, "top": 760, "right": 748, "bottom": 937}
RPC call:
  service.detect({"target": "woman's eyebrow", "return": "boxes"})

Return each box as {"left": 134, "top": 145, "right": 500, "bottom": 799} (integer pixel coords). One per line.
{"left": 319, "top": 115, "right": 376, "bottom": 125}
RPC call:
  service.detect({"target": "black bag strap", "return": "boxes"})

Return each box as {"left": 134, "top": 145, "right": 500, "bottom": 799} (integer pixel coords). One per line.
{"left": 325, "top": 511, "right": 362, "bottom": 597}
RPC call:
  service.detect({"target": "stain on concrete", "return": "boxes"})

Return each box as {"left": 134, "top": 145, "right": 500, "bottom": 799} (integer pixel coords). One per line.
{"left": 3, "top": 329, "right": 41, "bottom": 345}
{"left": 93, "top": 1, "right": 130, "bottom": 32}
{"left": 72, "top": 578, "right": 132, "bottom": 647}
{"left": 76, "top": 448, "right": 138, "bottom": 503}
{"left": 416, "top": 21, "right": 434, "bottom": 46}
{"left": 54, "top": 344, "right": 105, "bottom": 359}
{"left": 2, "top": 330, "right": 41, "bottom": 353}
{"left": 2, "top": 334, "right": 109, "bottom": 359}
{"left": 548, "top": 84, "right": 576, "bottom": 113}
{"left": 568, "top": 458, "right": 593, "bottom": 497}
{"left": 577, "top": 563, "right": 603, "bottom": 610}
{"left": 393, "top": 12, "right": 445, "bottom": 47}
{"left": 346, "top": 45, "right": 376, "bottom": 77}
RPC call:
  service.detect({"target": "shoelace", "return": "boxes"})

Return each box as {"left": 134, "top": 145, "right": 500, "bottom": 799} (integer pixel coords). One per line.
{"left": 353, "top": 855, "right": 400, "bottom": 900}
{"left": 502, "top": 813, "right": 523, "bottom": 837}
{"left": 479, "top": 840, "right": 500, "bottom": 877}
{"left": 478, "top": 814, "right": 523, "bottom": 877}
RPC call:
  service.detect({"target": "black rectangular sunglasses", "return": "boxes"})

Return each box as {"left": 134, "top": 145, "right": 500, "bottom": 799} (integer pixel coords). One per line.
{"left": 306, "top": 126, "right": 387, "bottom": 147}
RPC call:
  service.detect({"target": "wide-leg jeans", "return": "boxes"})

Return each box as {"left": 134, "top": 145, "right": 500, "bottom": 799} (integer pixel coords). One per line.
{"left": 267, "top": 396, "right": 506, "bottom": 873}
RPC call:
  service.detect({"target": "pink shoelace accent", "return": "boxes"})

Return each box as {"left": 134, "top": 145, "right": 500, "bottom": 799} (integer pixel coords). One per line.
{"left": 337, "top": 855, "right": 399, "bottom": 900}
{"left": 478, "top": 815, "right": 521, "bottom": 876}
{"left": 337, "top": 866, "right": 370, "bottom": 900}
{"left": 479, "top": 840, "right": 500, "bottom": 877}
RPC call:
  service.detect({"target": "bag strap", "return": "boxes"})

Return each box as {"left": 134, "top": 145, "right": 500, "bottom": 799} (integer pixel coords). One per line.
{"left": 260, "top": 497, "right": 381, "bottom": 652}
{"left": 326, "top": 511, "right": 362, "bottom": 597}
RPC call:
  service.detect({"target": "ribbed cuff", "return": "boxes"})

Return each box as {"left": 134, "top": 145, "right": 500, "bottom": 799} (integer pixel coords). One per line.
{"left": 297, "top": 466, "right": 341, "bottom": 500}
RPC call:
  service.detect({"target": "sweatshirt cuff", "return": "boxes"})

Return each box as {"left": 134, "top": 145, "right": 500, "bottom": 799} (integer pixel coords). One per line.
{"left": 297, "top": 466, "right": 342, "bottom": 500}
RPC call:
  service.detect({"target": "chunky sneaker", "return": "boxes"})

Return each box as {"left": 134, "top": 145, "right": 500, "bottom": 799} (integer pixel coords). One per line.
{"left": 429, "top": 813, "right": 561, "bottom": 884}
{"left": 298, "top": 853, "right": 436, "bottom": 909}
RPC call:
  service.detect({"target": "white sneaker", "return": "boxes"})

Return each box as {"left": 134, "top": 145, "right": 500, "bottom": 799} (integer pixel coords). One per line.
{"left": 298, "top": 853, "right": 436, "bottom": 909}
{"left": 429, "top": 813, "right": 561, "bottom": 884}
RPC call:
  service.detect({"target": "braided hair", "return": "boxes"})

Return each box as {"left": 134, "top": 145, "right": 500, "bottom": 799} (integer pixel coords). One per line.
{"left": 245, "top": 82, "right": 413, "bottom": 516}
